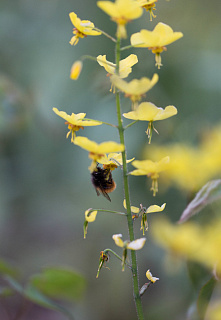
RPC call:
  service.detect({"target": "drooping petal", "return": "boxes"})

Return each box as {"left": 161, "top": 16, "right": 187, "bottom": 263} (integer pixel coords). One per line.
{"left": 146, "top": 203, "right": 166, "bottom": 214}
{"left": 146, "top": 269, "right": 159, "bottom": 283}
{"left": 127, "top": 237, "right": 146, "bottom": 250}
{"left": 112, "top": 234, "right": 125, "bottom": 247}
{"left": 85, "top": 209, "right": 98, "bottom": 222}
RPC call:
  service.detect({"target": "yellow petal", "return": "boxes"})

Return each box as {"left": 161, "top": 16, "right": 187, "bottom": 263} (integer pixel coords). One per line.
{"left": 69, "top": 12, "right": 101, "bottom": 36}
{"left": 111, "top": 74, "right": 158, "bottom": 95}
{"left": 123, "top": 199, "right": 140, "bottom": 213}
{"left": 123, "top": 102, "right": 177, "bottom": 121}
{"left": 146, "top": 269, "right": 159, "bottom": 283}
{"left": 127, "top": 237, "right": 146, "bottom": 250}
{"left": 97, "top": 0, "right": 143, "bottom": 20}
{"left": 74, "top": 136, "right": 124, "bottom": 154}
{"left": 85, "top": 209, "right": 98, "bottom": 222}
{"left": 131, "top": 22, "right": 183, "bottom": 48}
{"left": 146, "top": 203, "right": 166, "bottom": 214}
{"left": 131, "top": 156, "right": 170, "bottom": 174}
{"left": 112, "top": 234, "right": 124, "bottom": 247}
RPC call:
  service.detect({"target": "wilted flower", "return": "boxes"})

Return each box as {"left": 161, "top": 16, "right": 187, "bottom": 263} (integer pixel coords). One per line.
{"left": 84, "top": 209, "right": 98, "bottom": 238}
{"left": 146, "top": 269, "right": 159, "bottom": 283}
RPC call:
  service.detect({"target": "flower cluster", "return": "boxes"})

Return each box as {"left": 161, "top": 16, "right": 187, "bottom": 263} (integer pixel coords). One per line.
{"left": 53, "top": 0, "right": 184, "bottom": 315}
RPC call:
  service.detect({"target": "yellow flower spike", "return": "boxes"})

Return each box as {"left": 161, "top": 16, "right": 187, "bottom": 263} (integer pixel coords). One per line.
{"left": 130, "top": 156, "right": 170, "bottom": 196}
{"left": 69, "top": 12, "right": 101, "bottom": 45}
{"left": 70, "top": 61, "right": 83, "bottom": 80}
{"left": 98, "top": 153, "right": 134, "bottom": 170}
{"left": 97, "top": 0, "right": 143, "bottom": 39}
{"left": 97, "top": 54, "right": 138, "bottom": 78}
{"left": 53, "top": 108, "right": 102, "bottom": 143}
{"left": 123, "top": 102, "right": 177, "bottom": 143}
{"left": 137, "top": 0, "right": 157, "bottom": 21}
{"left": 111, "top": 74, "right": 159, "bottom": 108}
{"left": 131, "top": 22, "right": 183, "bottom": 68}
{"left": 146, "top": 269, "right": 159, "bottom": 283}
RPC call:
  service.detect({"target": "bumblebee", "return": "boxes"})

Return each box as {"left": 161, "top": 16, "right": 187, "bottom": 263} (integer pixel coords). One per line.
{"left": 91, "top": 165, "right": 116, "bottom": 202}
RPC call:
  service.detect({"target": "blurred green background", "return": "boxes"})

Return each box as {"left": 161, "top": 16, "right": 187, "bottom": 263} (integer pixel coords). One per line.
{"left": 0, "top": 0, "right": 221, "bottom": 319}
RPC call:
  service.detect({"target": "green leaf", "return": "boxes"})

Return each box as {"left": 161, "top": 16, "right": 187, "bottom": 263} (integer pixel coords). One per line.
{"left": 24, "top": 285, "right": 75, "bottom": 320}
{"left": 0, "top": 259, "right": 18, "bottom": 277}
{"left": 29, "top": 267, "right": 86, "bottom": 302}
{"left": 197, "top": 277, "right": 217, "bottom": 320}
{"left": 179, "top": 179, "right": 221, "bottom": 223}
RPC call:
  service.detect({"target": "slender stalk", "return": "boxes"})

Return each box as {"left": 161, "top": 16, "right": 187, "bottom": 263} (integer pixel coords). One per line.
{"left": 115, "top": 37, "right": 144, "bottom": 320}
{"left": 93, "top": 27, "right": 117, "bottom": 42}
{"left": 103, "top": 248, "right": 132, "bottom": 269}
{"left": 124, "top": 120, "right": 139, "bottom": 130}
{"left": 90, "top": 208, "right": 126, "bottom": 216}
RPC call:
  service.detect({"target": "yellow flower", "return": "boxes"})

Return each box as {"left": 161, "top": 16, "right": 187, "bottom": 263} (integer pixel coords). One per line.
{"left": 97, "top": 0, "right": 143, "bottom": 38}
{"left": 146, "top": 269, "right": 159, "bottom": 283}
{"left": 112, "top": 233, "right": 146, "bottom": 270}
{"left": 130, "top": 156, "right": 170, "bottom": 196}
{"left": 137, "top": 0, "right": 157, "bottom": 21}
{"left": 131, "top": 22, "right": 183, "bottom": 68}
{"left": 123, "top": 199, "right": 166, "bottom": 233}
{"left": 69, "top": 12, "right": 101, "bottom": 45}
{"left": 97, "top": 54, "right": 138, "bottom": 78}
{"left": 151, "top": 217, "right": 221, "bottom": 274}
{"left": 84, "top": 209, "right": 98, "bottom": 238}
{"left": 53, "top": 108, "right": 102, "bottom": 143}
{"left": 73, "top": 136, "right": 125, "bottom": 171}
{"left": 123, "top": 102, "right": 177, "bottom": 143}
{"left": 111, "top": 74, "right": 159, "bottom": 109}
{"left": 70, "top": 61, "right": 83, "bottom": 80}
{"left": 98, "top": 152, "right": 134, "bottom": 170}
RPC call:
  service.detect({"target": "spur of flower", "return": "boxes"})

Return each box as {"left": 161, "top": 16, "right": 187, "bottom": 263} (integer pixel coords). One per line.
{"left": 130, "top": 156, "right": 170, "bottom": 196}
{"left": 131, "top": 22, "right": 183, "bottom": 68}
{"left": 97, "top": 0, "right": 143, "bottom": 39}
{"left": 123, "top": 102, "right": 177, "bottom": 143}
{"left": 73, "top": 136, "right": 125, "bottom": 171}
{"left": 53, "top": 108, "right": 102, "bottom": 143}
{"left": 123, "top": 199, "right": 166, "bottom": 234}
{"left": 111, "top": 74, "right": 158, "bottom": 109}
{"left": 112, "top": 234, "right": 146, "bottom": 270}
{"left": 98, "top": 152, "right": 134, "bottom": 170}
{"left": 97, "top": 54, "right": 138, "bottom": 78}
{"left": 69, "top": 12, "right": 101, "bottom": 46}
{"left": 137, "top": 0, "right": 158, "bottom": 21}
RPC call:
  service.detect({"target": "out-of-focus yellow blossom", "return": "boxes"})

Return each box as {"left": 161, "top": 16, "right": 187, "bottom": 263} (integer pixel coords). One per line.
{"left": 137, "top": 0, "right": 158, "bottom": 21}
{"left": 97, "top": 0, "right": 143, "bottom": 39}
{"left": 123, "top": 199, "right": 166, "bottom": 234}
{"left": 151, "top": 217, "right": 221, "bottom": 274}
{"left": 53, "top": 108, "right": 102, "bottom": 143}
{"left": 97, "top": 54, "right": 138, "bottom": 78}
{"left": 123, "top": 102, "right": 177, "bottom": 143}
{"left": 70, "top": 61, "right": 83, "bottom": 80}
{"left": 98, "top": 152, "right": 134, "bottom": 170}
{"left": 206, "top": 303, "right": 221, "bottom": 320}
{"left": 74, "top": 136, "right": 124, "bottom": 171}
{"left": 130, "top": 156, "right": 170, "bottom": 196}
{"left": 146, "top": 269, "right": 159, "bottom": 283}
{"left": 111, "top": 74, "right": 158, "bottom": 109}
{"left": 84, "top": 209, "right": 98, "bottom": 239}
{"left": 144, "top": 124, "right": 221, "bottom": 193}
{"left": 112, "top": 234, "right": 146, "bottom": 270}
{"left": 131, "top": 22, "right": 183, "bottom": 68}
{"left": 69, "top": 12, "right": 101, "bottom": 45}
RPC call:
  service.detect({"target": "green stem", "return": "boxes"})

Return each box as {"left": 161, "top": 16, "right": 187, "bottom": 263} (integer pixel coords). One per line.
{"left": 124, "top": 120, "right": 139, "bottom": 130}
{"left": 115, "top": 37, "right": 144, "bottom": 320}
{"left": 84, "top": 118, "right": 117, "bottom": 128}
{"left": 93, "top": 27, "right": 117, "bottom": 42}
{"left": 90, "top": 208, "right": 126, "bottom": 216}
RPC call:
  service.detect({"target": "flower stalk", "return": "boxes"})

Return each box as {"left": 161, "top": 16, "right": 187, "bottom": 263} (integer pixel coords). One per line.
{"left": 115, "top": 36, "right": 144, "bottom": 320}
